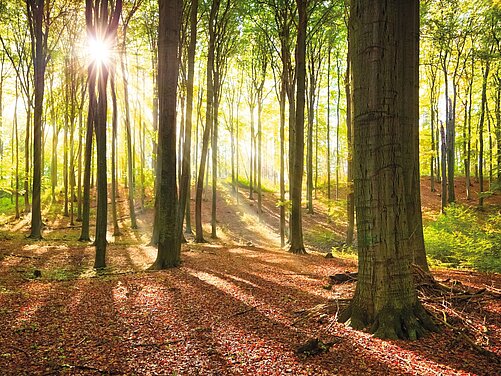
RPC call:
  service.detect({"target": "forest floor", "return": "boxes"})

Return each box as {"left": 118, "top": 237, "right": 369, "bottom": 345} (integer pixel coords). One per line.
{"left": 0, "top": 178, "right": 500, "bottom": 375}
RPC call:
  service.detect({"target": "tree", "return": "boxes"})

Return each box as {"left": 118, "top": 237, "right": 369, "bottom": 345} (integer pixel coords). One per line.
{"left": 85, "top": 0, "right": 122, "bottom": 269}
{"left": 288, "top": 0, "right": 306, "bottom": 254}
{"left": 194, "top": 0, "right": 219, "bottom": 243}
{"left": 26, "top": 0, "right": 47, "bottom": 239}
{"left": 178, "top": 0, "right": 198, "bottom": 241}
{"left": 340, "top": 0, "right": 436, "bottom": 339}
{"left": 151, "top": 0, "right": 182, "bottom": 269}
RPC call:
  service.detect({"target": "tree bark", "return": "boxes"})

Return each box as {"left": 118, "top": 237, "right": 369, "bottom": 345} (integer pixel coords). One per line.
{"left": 195, "top": 0, "right": 219, "bottom": 243}
{"left": 27, "top": 0, "right": 45, "bottom": 239}
{"left": 341, "top": 0, "right": 436, "bottom": 339}
{"left": 288, "top": 0, "right": 306, "bottom": 254}
{"left": 178, "top": 0, "right": 197, "bottom": 241}
{"left": 151, "top": 0, "right": 182, "bottom": 269}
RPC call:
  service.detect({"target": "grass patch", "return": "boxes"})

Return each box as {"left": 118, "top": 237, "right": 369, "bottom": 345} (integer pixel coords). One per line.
{"left": 424, "top": 204, "right": 501, "bottom": 272}
{"left": 231, "top": 177, "right": 275, "bottom": 193}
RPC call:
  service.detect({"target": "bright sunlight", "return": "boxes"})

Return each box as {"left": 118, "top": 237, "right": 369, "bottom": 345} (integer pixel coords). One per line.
{"left": 87, "top": 36, "right": 111, "bottom": 66}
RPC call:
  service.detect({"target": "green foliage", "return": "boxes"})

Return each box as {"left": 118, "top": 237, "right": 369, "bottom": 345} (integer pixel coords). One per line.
{"left": 424, "top": 204, "right": 501, "bottom": 272}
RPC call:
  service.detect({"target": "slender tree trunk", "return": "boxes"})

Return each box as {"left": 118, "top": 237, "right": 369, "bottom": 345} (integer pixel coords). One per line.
{"left": 345, "top": 33, "right": 354, "bottom": 247}
{"left": 178, "top": 0, "right": 198, "bottom": 239}
{"left": 14, "top": 79, "right": 19, "bottom": 219}
{"left": 335, "top": 54, "right": 341, "bottom": 201}
{"left": 28, "top": 0, "right": 45, "bottom": 239}
{"left": 120, "top": 44, "right": 138, "bottom": 229}
{"left": 289, "top": 0, "right": 307, "bottom": 254}
{"left": 441, "top": 123, "right": 447, "bottom": 213}
{"left": 279, "top": 73, "right": 286, "bottom": 247}
{"left": 211, "top": 84, "right": 219, "bottom": 238}
{"left": 479, "top": 60, "right": 490, "bottom": 208}
{"left": 257, "top": 95, "right": 263, "bottom": 217}
{"left": 63, "top": 65, "right": 69, "bottom": 217}
{"left": 110, "top": 71, "right": 120, "bottom": 236}
{"left": 79, "top": 66, "right": 96, "bottom": 242}
{"left": 306, "top": 54, "right": 314, "bottom": 214}
{"left": 195, "top": 0, "right": 219, "bottom": 243}
{"left": 249, "top": 103, "right": 255, "bottom": 200}
{"left": 326, "top": 47, "right": 331, "bottom": 202}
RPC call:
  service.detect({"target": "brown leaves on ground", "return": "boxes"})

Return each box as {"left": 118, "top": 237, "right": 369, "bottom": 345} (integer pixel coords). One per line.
{"left": 0, "top": 183, "right": 500, "bottom": 375}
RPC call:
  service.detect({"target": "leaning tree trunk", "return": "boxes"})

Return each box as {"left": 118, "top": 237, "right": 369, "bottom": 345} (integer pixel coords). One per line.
{"left": 340, "top": 0, "right": 436, "bottom": 340}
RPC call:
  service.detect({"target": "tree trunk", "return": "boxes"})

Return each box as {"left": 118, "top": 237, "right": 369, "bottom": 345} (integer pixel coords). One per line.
{"left": 151, "top": 0, "right": 182, "bottom": 269}
{"left": 345, "top": 30, "right": 355, "bottom": 247}
{"left": 27, "top": 0, "right": 45, "bottom": 239}
{"left": 211, "top": 82, "right": 219, "bottom": 238}
{"left": 110, "top": 70, "right": 121, "bottom": 236}
{"left": 341, "top": 0, "right": 436, "bottom": 339}
{"left": 178, "top": 0, "right": 198, "bottom": 240}
{"left": 288, "top": 0, "right": 306, "bottom": 254}
{"left": 79, "top": 66, "right": 95, "bottom": 242}
{"left": 120, "top": 44, "right": 138, "bottom": 229}
{"left": 326, "top": 47, "right": 331, "bottom": 202}
{"left": 478, "top": 60, "right": 490, "bottom": 208}
{"left": 441, "top": 124, "right": 447, "bottom": 213}
{"left": 195, "top": 0, "right": 219, "bottom": 243}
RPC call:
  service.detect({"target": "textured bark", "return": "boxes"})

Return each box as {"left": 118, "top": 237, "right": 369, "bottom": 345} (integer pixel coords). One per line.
{"left": 342, "top": 0, "right": 436, "bottom": 339}
{"left": 151, "top": 0, "right": 182, "bottom": 269}
{"left": 288, "top": 0, "right": 306, "bottom": 254}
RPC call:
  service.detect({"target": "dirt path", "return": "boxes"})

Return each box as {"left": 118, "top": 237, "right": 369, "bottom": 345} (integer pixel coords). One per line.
{"left": 0, "top": 183, "right": 500, "bottom": 375}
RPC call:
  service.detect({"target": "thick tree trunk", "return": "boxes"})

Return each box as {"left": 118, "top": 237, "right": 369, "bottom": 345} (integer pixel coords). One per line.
{"left": 341, "top": 0, "right": 436, "bottom": 339}
{"left": 152, "top": 0, "right": 182, "bottom": 269}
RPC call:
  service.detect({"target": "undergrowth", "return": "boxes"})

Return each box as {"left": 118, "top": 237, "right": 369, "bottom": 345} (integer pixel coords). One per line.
{"left": 424, "top": 204, "right": 501, "bottom": 272}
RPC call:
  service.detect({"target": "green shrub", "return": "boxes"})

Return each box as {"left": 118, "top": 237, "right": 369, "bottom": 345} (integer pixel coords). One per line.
{"left": 424, "top": 204, "right": 501, "bottom": 272}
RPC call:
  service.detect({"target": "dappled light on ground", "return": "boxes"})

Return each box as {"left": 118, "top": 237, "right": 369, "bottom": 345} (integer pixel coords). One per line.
{"left": 0, "top": 184, "right": 500, "bottom": 375}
